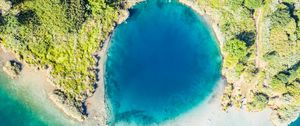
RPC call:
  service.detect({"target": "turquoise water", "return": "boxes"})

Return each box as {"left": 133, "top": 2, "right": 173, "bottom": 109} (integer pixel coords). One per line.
{"left": 0, "top": 74, "right": 46, "bottom": 125}
{"left": 105, "top": 0, "right": 221, "bottom": 125}
{"left": 0, "top": 71, "right": 74, "bottom": 126}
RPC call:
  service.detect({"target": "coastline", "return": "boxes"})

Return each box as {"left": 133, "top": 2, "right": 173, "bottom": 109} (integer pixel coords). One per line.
{"left": 0, "top": 0, "right": 144, "bottom": 125}
{"left": 0, "top": 0, "right": 278, "bottom": 126}
{"left": 0, "top": 44, "right": 85, "bottom": 122}
{"left": 177, "top": 0, "right": 276, "bottom": 125}
{"left": 162, "top": 79, "right": 273, "bottom": 126}
{"left": 82, "top": 0, "right": 144, "bottom": 125}
{"left": 178, "top": 0, "right": 225, "bottom": 48}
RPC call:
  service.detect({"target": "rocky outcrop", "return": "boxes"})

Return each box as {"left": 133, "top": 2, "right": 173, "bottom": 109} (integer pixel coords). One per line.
{"left": 3, "top": 60, "right": 23, "bottom": 79}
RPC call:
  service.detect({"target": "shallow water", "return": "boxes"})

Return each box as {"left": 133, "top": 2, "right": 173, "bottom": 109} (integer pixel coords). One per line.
{"left": 0, "top": 71, "right": 74, "bottom": 126}
{"left": 105, "top": 0, "right": 222, "bottom": 125}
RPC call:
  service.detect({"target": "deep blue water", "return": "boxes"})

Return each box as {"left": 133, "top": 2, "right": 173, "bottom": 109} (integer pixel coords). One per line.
{"left": 105, "top": 0, "right": 222, "bottom": 125}
{"left": 290, "top": 117, "right": 300, "bottom": 126}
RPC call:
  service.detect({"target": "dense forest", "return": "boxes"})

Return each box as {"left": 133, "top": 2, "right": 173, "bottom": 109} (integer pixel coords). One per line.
{"left": 0, "top": 0, "right": 130, "bottom": 116}
{"left": 193, "top": 0, "right": 300, "bottom": 125}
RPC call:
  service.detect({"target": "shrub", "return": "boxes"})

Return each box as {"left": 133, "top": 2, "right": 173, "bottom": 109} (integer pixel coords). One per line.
{"left": 270, "top": 8, "right": 291, "bottom": 27}
{"left": 244, "top": 0, "right": 263, "bottom": 10}
{"left": 236, "top": 31, "right": 256, "bottom": 47}
{"left": 248, "top": 93, "right": 269, "bottom": 111}
{"left": 16, "top": 10, "right": 40, "bottom": 25}
{"left": 224, "top": 39, "right": 248, "bottom": 59}
{"left": 0, "top": 15, "right": 7, "bottom": 26}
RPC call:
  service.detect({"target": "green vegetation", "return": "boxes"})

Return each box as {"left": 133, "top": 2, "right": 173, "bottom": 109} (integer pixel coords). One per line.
{"left": 1, "top": 0, "right": 300, "bottom": 124}
{"left": 248, "top": 93, "right": 269, "bottom": 111}
{"left": 244, "top": 0, "right": 263, "bottom": 10}
{"left": 223, "top": 39, "right": 248, "bottom": 68}
{"left": 0, "top": 0, "right": 125, "bottom": 113}
{"left": 194, "top": 0, "right": 300, "bottom": 124}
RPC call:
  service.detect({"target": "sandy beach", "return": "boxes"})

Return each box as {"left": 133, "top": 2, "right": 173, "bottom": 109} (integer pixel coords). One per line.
{"left": 168, "top": 1, "right": 274, "bottom": 126}
{"left": 0, "top": 0, "right": 144, "bottom": 125}
{"left": 162, "top": 79, "right": 273, "bottom": 126}
{"left": 83, "top": 1, "right": 144, "bottom": 125}
{"left": 0, "top": 45, "right": 78, "bottom": 125}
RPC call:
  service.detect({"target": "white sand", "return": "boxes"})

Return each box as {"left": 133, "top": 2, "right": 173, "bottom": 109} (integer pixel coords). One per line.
{"left": 162, "top": 79, "right": 274, "bottom": 126}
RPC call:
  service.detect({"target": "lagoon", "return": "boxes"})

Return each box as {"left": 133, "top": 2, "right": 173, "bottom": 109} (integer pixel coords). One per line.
{"left": 105, "top": 0, "right": 222, "bottom": 125}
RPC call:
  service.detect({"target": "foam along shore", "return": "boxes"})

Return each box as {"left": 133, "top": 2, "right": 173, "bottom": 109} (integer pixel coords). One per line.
{"left": 162, "top": 79, "right": 273, "bottom": 126}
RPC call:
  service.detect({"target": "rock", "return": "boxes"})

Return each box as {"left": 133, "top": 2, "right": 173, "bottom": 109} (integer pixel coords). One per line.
{"left": 3, "top": 60, "right": 23, "bottom": 79}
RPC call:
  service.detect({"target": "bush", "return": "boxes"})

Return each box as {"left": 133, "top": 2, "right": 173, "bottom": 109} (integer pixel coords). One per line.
{"left": 61, "top": 0, "right": 90, "bottom": 31}
{"left": 236, "top": 31, "right": 256, "bottom": 47}
{"left": 9, "top": 0, "right": 27, "bottom": 6}
{"left": 244, "top": 0, "right": 263, "bottom": 10}
{"left": 0, "top": 0, "right": 122, "bottom": 110}
{"left": 16, "top": 10, "right": 40, "bottom": 26}
{"left": 224, "top": 39, "right": 248, "bottom": 59}
{"left": 0, "top": 15, "right": 7, "bottom": 26}
{"left": 270, "top": 7, "right": 291, "bottom": 27}
{"left": 248, "top": 93, "right": 269, "bottom": 111}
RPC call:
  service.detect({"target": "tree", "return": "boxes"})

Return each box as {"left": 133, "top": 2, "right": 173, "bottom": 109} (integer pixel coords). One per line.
{"left": 236, "top": 31, "right": 256, "bottom": 47}
{"left": 248, "top": 93, "right": 269, "bottom": 111}
{"left": 224, "top": 39, "right": 248, "bottom": 67}
{"left": 224, "top": 39, "right": 248, "bottom": 59}
{"left": 0, "top": 15, "right": 6, "bottom": 26}
{"left": 270, "top": 8, "right": 291, "bottom": 27}
{"left": 244, "top": 0, "right": 263, "bottom": 10}
{"left": 16, "top": 10, "right": 40, "bottom": 25}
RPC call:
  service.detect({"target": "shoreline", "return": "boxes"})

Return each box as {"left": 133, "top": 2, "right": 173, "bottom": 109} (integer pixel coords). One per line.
{"left": 162, "top": 79, "right": 273, "bottom": 126}
{"left": 177, "top": 0, "right": 276, "bottom": 125}
{"left": 85, "top": 1, "right": 227, "bottom": 125}
{"left": 0, "top": 0, "right": 144, "bottom": 125}
{"left": 0, "top": 0, "right": 276, "bottom": 125}
{"left": 178, "top": 0, "right": 225, "bottom": 48}
{"left": 0, "top": 45, "right": 85, "bottom": 122}
{"left": 83, "top": 0, "right": 144, "bottom": 125}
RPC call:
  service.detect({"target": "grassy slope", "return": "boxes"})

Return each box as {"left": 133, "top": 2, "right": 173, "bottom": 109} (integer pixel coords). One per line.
{"left": 0, "top": 0, "right": 121, "bottom": 113}
{"left": 194, "top": 0, "right": 300, "bottom": 124}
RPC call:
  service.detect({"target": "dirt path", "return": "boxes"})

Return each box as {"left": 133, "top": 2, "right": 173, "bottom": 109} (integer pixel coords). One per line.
{"left": 254, "top": 8, "right": 266, "bottom": 69}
